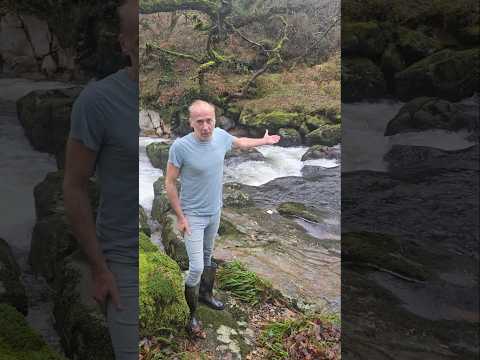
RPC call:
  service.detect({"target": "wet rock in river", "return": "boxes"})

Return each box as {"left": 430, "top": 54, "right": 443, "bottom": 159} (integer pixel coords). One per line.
{"left": 160, "top": 213, "right": 189, "bottom": 270}
{"left": 0, "top": 238, "right": 28, "bottom": 315}
{"left": 302, "top": 144, "right": 340, "bottom": 161}
{"left": 145, "top": 141, "right": 171, "bottom": 171}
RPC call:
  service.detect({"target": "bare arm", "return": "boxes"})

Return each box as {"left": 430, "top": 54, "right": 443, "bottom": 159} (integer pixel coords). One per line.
{"left": 63, "top": 138, "right": 121, "bottom": 308}
{"left": 233, "top": 129, "right": 280, "bottom": 149}
{"left": 165, "top": 162, "right": 191, "bottom": 235}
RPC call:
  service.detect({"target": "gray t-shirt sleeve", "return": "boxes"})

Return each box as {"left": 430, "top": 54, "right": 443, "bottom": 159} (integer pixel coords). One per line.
{"left": 168, "top": 140, "right": 183, "bottom": 168}
{"left": 69, "top": 86, "right": 105, "bottom": 152}
{"left": 218, "top": 128, "right": 235, "bottom": 152}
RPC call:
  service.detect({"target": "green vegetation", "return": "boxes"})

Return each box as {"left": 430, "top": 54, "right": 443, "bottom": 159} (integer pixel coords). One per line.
{"left": 0, "top": 303, "right": 66, "bottom": 360}
{"left": 217, "top": 260, "right": 272, "bottom": 305}
{"left": 260, "top": 313, "right": 340, "bottom": 360}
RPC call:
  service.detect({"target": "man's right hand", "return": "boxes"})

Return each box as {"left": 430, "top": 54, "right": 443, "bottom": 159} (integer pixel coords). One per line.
{"left": 92, "top": 268, "right": 124, "bottom": 310}
{"left": 177, "top": 216, "right": 191, "bottom": 236}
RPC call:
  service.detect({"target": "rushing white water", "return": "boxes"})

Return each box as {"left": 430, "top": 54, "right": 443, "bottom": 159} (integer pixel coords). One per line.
{"left": 139, "top": 137, "right": 164, "bottom": 212}
{"left": 342, "top": 99, "right": 477, "bottom": 172}
{"left": 224, "top": 145, "right": 339, "bottom": 186}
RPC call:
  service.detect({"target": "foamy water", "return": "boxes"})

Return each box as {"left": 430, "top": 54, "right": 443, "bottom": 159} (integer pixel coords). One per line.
{"left": 342, "top": 98, "right": 477, "bottom": 172}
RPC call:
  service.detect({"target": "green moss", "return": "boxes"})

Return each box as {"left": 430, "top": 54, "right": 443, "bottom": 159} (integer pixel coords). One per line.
{"left": 139, "top": 250, "right": 189, "bottom": 336}
{"left": 217, "top": 261, "right": 272, "bottom": 305}
{"left": 277, "top": 202, "right": 324, "bottom": 223}
{"left": 305, "top": 124, "right": 341, "bottom": 146}
{"left": 342, "top": 232, "right": 429, "bottom": 281}
{"left": 0, "top": 304, "right": 65, "bottom": 359}
{"left": 139, "top": 205, "right": 151, "bottom": 236}
{"left": 305, "top": 115, "right": 329, "bottom": 131}
{"left": 139, "top": 231, "right": 158, "bottom": 253}
{"left": 146, "top": 142, "right": 171, "bottom": 170}
{"left": 239, "top": 110, "right": 302, "bottom": 131}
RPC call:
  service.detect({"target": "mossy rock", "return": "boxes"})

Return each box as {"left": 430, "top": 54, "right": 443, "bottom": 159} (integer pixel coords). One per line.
{"left": 218, "top": 214, "right": 245, "bottom": 241}
{"left": 305, "top": 115, "right": 329, "bottom": 131}
{"left": 342, "top": 232, "right": 429, "bottom": 281}
{"left": 16, "top": 87, "right": 83, "bottom": 155}
{"left": 139, "top": 231, "right": 158, "bottom": 253}
{"left": 384, "top": 97, "right": 477, "bottom": 136}
{"left": 239, "top": 110, "right": 302, "bottom": 133}
{"left": 342, "top": 57, "right": 387, "bottom": 102}
{"left": 145, "top": 142, "right": 171, "bottom": 171}
{"left": 139, "top": 249, "right": 188, "bottom": 336}
{"left": 380, "top": 43, "right": 406, "bottom": 80}
{"left": 277, "top": 202, "right": 324, "bottom": 223}
{"left": 139, "top": 205, "right": 151, "bottom": 236}
{"left": 278, "top": 128, "right": 302, "bottom": 147}
{"left": 0, "top": 239, "right": 27, "bottom": 315}
{"left": 0, "top": 304, "right": 66, "bottom": 360}
{"left": 53, "top": 251, "right": 114, "bottom": 360}
{"left": 301, "top": 145, "right": 340, "bottom": 161}
{"left": 305, "top": 124, "right": 341, "bottom": 146}
{"left": 456, "top": 25, "right": 479, "bottom": 46}
{"left": 160, "top": 213, "right": 189, "bottom": 270}
{"left": 395, "top": 48, "right": 479, "bottom": 101}
{"left": 223, "top": 183, "right": 253, "bottom": 208}
{"left": 29, "top": 214, "right": 77, "bottom": 283}
{"left": 396, "top": 27, "right": 442, "bottom": 65}
{"left": 151, "top": 177, "right": 179, "bottom": 223}
{"left": 342, "top": 21, "right": 386, "bottom": 58}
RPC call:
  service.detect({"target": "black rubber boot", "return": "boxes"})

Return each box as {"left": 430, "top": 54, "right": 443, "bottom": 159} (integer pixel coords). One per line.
{"left": 184, "top": 284, "right": 202, "bottom": 336}
{"left": 199, "top": 262, "right": 225, "bottom": 310}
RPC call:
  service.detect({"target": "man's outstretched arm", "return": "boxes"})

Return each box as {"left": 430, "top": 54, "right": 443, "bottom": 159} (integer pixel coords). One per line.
{"left": 233, "top": 129, "right": 280, "bottom": 149}
{"left": 63, "top": 138, "right": 122, "bottom": 309}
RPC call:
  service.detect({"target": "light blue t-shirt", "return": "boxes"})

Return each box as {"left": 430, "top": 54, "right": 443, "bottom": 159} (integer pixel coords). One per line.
{"left": 168, "top": 128, "right": 235, "bottom": 216}
{"left": 69, "top": 68, "right": 139, "bottom": 264}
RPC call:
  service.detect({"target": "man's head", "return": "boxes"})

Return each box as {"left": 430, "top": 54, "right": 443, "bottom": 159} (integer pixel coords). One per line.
{"left": 188, "top": 100, "right": 216, "bottom": 141}
{"left": 118, "top": 0, "right": 139, "bottom": 72}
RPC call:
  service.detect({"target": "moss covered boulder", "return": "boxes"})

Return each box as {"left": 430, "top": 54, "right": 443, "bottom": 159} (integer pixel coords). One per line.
{"left": 53, "top": 251, "right": 114, "bottom": 360}
{"left": 139, "top": 241, "right": 188, "bottom": 336}
{"left": 0, "top": 303, "right": 66, "bottom": 360}
{"left": 223, "top": 183, "right": 253, "bottom": 208}
{"left": 456, "top": 25, "right": 479, "bottom": 46}
{"left": 384, "top": 97, "right": 478, "bottom": 136}
{"left": 305, "top": 115, "right": 330, "bottom": 131}
{"left": 301, "top": 145, "right": 340, "bottom": 161}
{"left": 395, "top": 48, "right": 479, "bottom": 101}
{"left": 139, "top": 231, "right": 158, "bottom": 253}
{"left": 145, "top": 141, "right": 171, "bottom": 171}
{"left": 0, "top": 239, "right": 27, "bottom": 315}
{"left": 161, "top": 213, "right": 189, "bottom": 270}
{"left": 342, "top": 21, "right": 386, "bottom": 58}
{"left": 239, "top": 110, "right": 302, "bottom": 135}
{"left": 16, "top": 87, "right": 83, "bottom": 168}
{"left": 151, "top": 176, "right": 179, "bottom": 223}
{"left": 277, "top": 202, "right": 325, "bottom": 223}
{"left": 139, "top": 205, "right": 151, "bottom": 236}
{"left": 305, "top": 124, "right": 341, "bottom": 146}
{"left": 396, "top": 27, "right": 442, "bottom": 65}
{"left": 342, "top": 232, "right": 429, "bottom": 281}
{"left": 342, "top": 57, "right": 387, "bottom": 102}
{"left": 278, "top": 127, "right": 302, "bottom": 147}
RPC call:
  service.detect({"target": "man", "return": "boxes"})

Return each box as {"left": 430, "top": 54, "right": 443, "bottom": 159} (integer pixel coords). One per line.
{"left": 165, "top": 100, "right": 280, "bottom": 336}
{"left": 63, "top": 0, "right": 139, "bottom": 358}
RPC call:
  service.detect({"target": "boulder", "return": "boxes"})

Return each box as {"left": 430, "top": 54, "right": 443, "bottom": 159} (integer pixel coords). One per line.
{"left": 139, "top": 109, "right": 163, "bottom": 137}
{"left": 145, "top": 142, "right": 171, "bottom": 171}
{"left": 342, "top": 57, "right": 387, "bottom": 102}
{"left": 53, "top": 251, "right": 114, "bottom": 360}
{"left": 305, "top": 115, "right": 329, "bottom": 131}
{"left": 225, "top": 147, "right": 265, "bottom": 162}
{"left": 139, "top": 237, "right": 188, "bottom": 336}
{"left": 302, "top": 145, "right": 340, "bottom": 161}
{"left": 16, "top": 87, "right": 83, "bottom": 163}
{"left": 218, "top": 115, "right": 236, "bottom": 131}
{"left": 151, "top": 177, "right": 179, "bottom": 223}
{"left": 239, "top": 110, "right": 302, "bottom": 134}
{"left": 396, "top": 27, "right": 442, "bottom": 65}
{"left": 161, "top": 213, "right": 189, "bottom": 270}
{"left": 380, "top": 43, "right": 406, "bottom": 82}
{"left": 278, "top": 128, "right": 302, "bottom": 147}
{"left": 139, "top": 205, "right": 151, "bottom": 236}
{"left": 305, "top": 124, "right": 341, "bottom": 146}
{"left": 277, "top": 202, "right": 325, "bottom": 223}
{"left": 456, "top": 25, "right": 479, "bottom": 46}
{"left": 223, "top": 183, "right": 253, "bottom": 208}
{"left": 0, "top": 303, "right": 66, "bottom": 359}
{"left": 342, "top": 21, "right": 386, "bottom": 59}
{"left": 384, "top": 97, "right": 479, "bottom": 136}
{"left": 0, "top": 239, "right": 27, "bottom": 315}
{"left": 395, "top": 48, "right": 479, "bottom": 102}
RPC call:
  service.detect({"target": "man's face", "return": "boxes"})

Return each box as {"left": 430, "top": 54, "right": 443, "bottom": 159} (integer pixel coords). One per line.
{"left": 189, "top": 105, "right": 216, "bottom": 141}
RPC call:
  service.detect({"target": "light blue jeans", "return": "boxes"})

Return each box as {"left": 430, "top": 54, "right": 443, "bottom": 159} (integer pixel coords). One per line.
{"left": 106, "top": 260, "right": 139, "bottom": 360}
{"left": 184, "top": 211, "right": 221, "bottom": 286}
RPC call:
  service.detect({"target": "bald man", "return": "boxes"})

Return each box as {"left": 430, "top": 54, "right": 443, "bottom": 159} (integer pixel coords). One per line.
{"left": 165, "top": 100, "right": 280, "bottom": 336}
{"left": 63, "top": 0, "right": 139, "bottom": 358}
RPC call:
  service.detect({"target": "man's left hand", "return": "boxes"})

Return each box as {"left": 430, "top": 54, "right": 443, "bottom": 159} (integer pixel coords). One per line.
{"left": 263, "top": 130, "right": 281, "bottom": 145}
